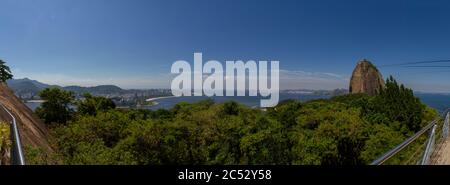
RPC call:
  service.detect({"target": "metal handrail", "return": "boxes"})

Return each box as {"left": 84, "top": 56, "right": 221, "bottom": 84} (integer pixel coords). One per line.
{"left": 442, "top": 109, "right": 450, "bottom": 139}
{"left": 370, "top": 119, "right": 438, "bottom": 165}
{"left": 0, "top": 104, "right": 25, "bottom": 165}
{"left": 371, "top": 108, "right": 450, "bottom": 165}
{"left": 421, "top": 124, "right": 436, "bottom": 165}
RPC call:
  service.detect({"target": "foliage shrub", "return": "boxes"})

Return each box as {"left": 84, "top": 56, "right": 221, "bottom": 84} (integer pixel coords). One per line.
{"left": 39, "top": 77, "right": 438, "bottom": 165}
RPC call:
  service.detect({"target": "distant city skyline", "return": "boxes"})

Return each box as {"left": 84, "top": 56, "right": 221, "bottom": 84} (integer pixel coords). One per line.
{"left": 1, "top": 0, "right": 450, "bottom": 92}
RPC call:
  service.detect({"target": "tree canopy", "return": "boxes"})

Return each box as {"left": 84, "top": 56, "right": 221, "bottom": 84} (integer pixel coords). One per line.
{"left": 35, "top": 88, "right": 74, "bottom": 124}
{"left": 28, "top": 77, "right": 438, "bottom": 165}
{"left": 0, "top": 59, "right": 13, "bottom": 83}
{"left": 77, "top": 93, "right": 116, "bottom": 116}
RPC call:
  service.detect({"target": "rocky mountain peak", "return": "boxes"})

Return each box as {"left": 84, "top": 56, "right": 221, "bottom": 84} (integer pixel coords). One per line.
{"left": 349, "top": 59, "right": 385, "bottom": 96}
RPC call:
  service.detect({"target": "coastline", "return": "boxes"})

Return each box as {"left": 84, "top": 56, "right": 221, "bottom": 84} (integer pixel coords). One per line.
{"left": 26, "top": 100, "right": 45, "bottom": 103}
{"left": 146, "top": 96, "right": 176, "bottom": 102}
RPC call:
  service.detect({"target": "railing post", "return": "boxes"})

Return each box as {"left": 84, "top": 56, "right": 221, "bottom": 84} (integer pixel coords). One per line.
{"left": 444, "top": 112, "right": 450, "bottom": 139}
{"left": 421, "top": 124, "right": 437, "bottom": 165}
{"left": 370, "top": 120, "right": 437, "bottom": 165}
{"left": 371, "top": 109, "right": 450, "bottom": 165}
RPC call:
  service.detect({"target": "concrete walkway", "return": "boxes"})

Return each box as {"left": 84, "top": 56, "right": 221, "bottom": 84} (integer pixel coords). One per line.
{"left": 432, "top": 139, "right": 450, "bottom": 165}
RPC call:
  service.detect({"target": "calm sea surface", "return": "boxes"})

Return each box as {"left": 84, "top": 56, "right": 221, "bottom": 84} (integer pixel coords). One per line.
{"left": 415, "top": 93, "right": 450, "bottom": 113}
{"left": 146, "top": 94, "right": 331, "bottom": 110}
{"left": 25, "top": 93, "right": 450, "bottom": 113}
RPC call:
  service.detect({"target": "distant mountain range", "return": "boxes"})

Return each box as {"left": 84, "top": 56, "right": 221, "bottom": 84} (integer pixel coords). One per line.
{"left": 6, "top": 78, "right": 171, "bottom": 100}
{"left": 281, "top": 88, "right": 348, "bottom": 96}
{"left": 7, "top": 78, "right": 56, "bottom": 99}
{"left": 6, "top": 78, "right": 351, "bottom": 101}
{"left": 63, "top": 85, "right": 124, "bottom": 95}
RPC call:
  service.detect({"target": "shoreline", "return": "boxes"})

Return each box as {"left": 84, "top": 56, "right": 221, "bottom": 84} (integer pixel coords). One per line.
{"left": 26, "top": 100, "right": 45, "bottom": 103}
{"left": 146, "top": 96, "right": 176, "bottom": 102}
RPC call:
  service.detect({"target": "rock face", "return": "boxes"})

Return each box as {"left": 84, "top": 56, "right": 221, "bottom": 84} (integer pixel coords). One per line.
{"left": 349, "top": 59, "right": 385, "bottom": 96}
{"left": 0, "top": 83, "right": 53, "bottom": 163}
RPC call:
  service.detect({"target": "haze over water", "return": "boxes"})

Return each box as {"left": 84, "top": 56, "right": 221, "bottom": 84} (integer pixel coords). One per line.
{"left": 145, "top": 93, "right": 450, "bottom": 113}
{"left": 27, "top": 93, "right": 449, "bottom": 113}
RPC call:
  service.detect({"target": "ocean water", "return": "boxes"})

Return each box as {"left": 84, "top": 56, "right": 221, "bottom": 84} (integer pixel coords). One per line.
{"left": 25, "top": 93, "right": 450, "bottom": 113}
{"left": 415, "top": 93, "right": 450, "bottom": 114}
{"left": 26, "top": 102, "right": 41, "bottom": 111}
{"left": 146, "top": 93, "right": 450, "bottom": 113}
{"left": 146, "top": 94, "right": 331, "bottom": 110}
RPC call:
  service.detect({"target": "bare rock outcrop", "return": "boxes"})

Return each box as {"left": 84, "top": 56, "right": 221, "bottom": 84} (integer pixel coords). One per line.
{"left": 0, "top": 83, "right": 53, "bottom": 159}
{"left": 349, "top": 59, "right": 385, "bottom": 96}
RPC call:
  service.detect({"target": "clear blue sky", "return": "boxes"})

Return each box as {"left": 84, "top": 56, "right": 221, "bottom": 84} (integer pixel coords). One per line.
{"left": 1, "top": 0, "right": 450, "bottom": 92}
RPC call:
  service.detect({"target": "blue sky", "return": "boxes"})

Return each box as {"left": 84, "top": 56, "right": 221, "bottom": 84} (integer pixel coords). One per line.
{"left": 1, "top": 0, "right": 450, "bottom": 92}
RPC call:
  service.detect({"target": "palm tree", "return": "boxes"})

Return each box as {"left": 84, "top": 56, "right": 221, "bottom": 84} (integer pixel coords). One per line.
{"left": 0, "top": 59, "right": 13, "bottom": 83}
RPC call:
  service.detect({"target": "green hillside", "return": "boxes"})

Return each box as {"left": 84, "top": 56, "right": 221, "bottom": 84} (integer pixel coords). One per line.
{"left": 26, "top": 76, "right": 437, "bottom": 165}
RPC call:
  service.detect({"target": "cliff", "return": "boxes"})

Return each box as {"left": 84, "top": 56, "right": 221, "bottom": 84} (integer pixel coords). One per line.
{"left": 349, "top": 59, "right": 385, "bottom": 96}
{"left": 0, "top": 83, "right": 53, "bottom": 160}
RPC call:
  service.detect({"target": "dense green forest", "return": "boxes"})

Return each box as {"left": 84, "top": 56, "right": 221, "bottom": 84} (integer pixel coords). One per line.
{"left": 26, "top": 76, "right": 438, "bottom": 165}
